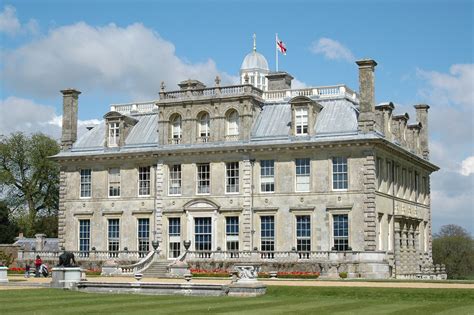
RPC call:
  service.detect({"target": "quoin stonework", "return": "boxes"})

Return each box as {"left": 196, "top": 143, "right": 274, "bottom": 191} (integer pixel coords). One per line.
{"left": 51, "top": 39, "right": 443, "bottom": 279}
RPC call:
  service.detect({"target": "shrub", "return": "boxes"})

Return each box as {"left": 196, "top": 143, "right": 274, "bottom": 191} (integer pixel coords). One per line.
{"left": 277, "top": 271, "right": 320, "bottom": 279}
{"left": 339, "top": 272, "right": 348, "bottom": 279}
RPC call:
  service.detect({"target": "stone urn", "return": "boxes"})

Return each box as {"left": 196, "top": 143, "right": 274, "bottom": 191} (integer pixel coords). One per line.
{"left": 184, "top": 273, "right": 192, "bottom": 282}
{"left": 152, "top": 240, "right": 159, "bottom": 251}
{"left": 183, "top": 240, "right": 191, "bottom": 251}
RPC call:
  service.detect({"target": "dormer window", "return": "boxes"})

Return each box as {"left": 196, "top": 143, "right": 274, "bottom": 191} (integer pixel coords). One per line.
{"left": 226, "top": 109, "right": 239, "bottom": 141}
{"left": 295, "top": 108, "right": 308, "bottom": 135}
{"left": 104, "top": 111, "right": 138, "bottom": 148}
{"left": 170, "top": 114, "right": 182, "bottom": 144}
{"left": 198, "top": 112, "right": 210, "bottom": 143}
{"left": 108, "top": 122, "right": 120, "bottom": 147}
{"left": 289, "top": 96, "right": 322, "bottom": 137}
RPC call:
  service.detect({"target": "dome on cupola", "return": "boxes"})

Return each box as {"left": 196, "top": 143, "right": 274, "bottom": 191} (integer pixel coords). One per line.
{"left": 240, "top": 34, "right": 270, "bottom": 91}
{"left": 241, "top": 51, "right": 269, "bottom": 71}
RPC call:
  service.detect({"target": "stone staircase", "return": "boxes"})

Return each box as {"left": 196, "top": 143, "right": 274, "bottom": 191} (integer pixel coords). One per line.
{"left": 142, "top": 260, "right": 170, "bottom": 278}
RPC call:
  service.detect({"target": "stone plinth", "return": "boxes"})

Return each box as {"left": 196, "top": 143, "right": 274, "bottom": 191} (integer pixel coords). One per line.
{"left": 101, "top": 260, "right": 122, "bottom": 276}
{"left": 168, "top": 261, "right": 190, "bottom": 278}
{"left": 0, "top": 266, "right": 8, "bottom": 283}
{"left": 51, "top": 267, "right": 81, "bottom": 289}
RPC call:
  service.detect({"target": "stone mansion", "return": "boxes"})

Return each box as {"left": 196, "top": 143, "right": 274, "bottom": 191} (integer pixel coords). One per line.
{"left": 52, "top": 43, "right": 439, "bottom": 279}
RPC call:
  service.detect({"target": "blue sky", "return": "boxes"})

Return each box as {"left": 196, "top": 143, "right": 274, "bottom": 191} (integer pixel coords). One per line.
{"left": 0, "top": 0, "right": 473, "bottom": 233}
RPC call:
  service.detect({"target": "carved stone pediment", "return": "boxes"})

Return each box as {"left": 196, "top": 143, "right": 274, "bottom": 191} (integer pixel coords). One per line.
{"left": 183, "top": 198, "right": 220, "bottom": 212}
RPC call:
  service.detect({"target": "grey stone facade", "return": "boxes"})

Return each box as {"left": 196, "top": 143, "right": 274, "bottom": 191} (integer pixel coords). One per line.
{"left": 52, "top": 54, "right": 439, "bottom": 279}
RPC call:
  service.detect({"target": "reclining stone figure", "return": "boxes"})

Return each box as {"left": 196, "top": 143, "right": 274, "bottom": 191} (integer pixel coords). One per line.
{"left": 57, "top": 249, "right": 77, "bottom": 267}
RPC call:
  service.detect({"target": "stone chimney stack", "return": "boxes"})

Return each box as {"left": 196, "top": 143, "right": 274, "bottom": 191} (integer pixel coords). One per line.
{"left": 356, "top": 59, "right": 377, "bottom": 133}
{"left": 266, "top": 72, "right": 293, "bottom": 91}
{"left": 414, "top": 104, "right": 430, "bottom": 160}
{"left": 60, "top": 89, "right": 81, "bottom": 150}
{"left": 35, "top": 233, "right": 46, "bottom": 251}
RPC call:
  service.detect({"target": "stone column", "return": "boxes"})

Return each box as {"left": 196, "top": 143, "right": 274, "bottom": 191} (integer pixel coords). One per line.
{"left": 394, "top": 221, "right": 401, "bottom": 277}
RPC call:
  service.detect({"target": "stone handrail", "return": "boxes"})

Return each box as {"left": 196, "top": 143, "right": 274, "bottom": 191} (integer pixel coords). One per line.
{"left": 160, "top": 85, "right": 262, "bottom": 101}
{"left": 17, "top": 250, "right": 143, "bottom": 262}
{"left": 110, "top": 101, "right": 158, "bottom": 115}
{"left": 120, "top": 250, "right": 157, "bottom": 275}
{"left": 262, "top": 85, "right": 358, "bottom": 102}
{"left": 185, "top": 250, "right": 386, "bottom": 262}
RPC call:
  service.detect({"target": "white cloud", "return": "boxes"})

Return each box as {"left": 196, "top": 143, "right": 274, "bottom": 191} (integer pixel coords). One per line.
{"left": 0, "top": 97, "right": 101, "bottom": 139}
{"left": 460, "top": 156, "right": 474, "bottom": 176}
{"left": 417, "top": 64, "right": 474, "bottom": 108}
{"left": 310, "top": 37, "right": 355, "bottom": 63}
{"left": 2, "top": 22, "right": 237, "bottom": 100}
{"left": 0, "top": 5, "right": 38, "bottom": 36}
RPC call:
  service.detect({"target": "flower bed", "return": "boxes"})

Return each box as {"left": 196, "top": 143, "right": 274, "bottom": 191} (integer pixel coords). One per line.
{"left": 276, "top": 271, "right": 320, "bottom": 279}
{"left": 8, "top": 267, "right": 26, "bottom": 275}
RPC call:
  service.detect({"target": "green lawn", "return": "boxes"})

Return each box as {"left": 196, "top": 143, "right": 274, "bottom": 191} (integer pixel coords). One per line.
{"left": 1, "top": 286, "right": 473, "bottom": 314}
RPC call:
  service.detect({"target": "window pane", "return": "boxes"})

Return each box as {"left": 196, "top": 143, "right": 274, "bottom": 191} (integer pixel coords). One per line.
{"left": 138, "top": 218, "right": 149, "bottom": 257}
{"left": 197, "top": 163, "right": 210, "bottom": 194}
{"left": 169, "top": 164, "right": 182, "bottom": 195}
{"left": 109, "top": 168, "right": 121, "bottom": 197}
{"left": 195, "top": 217, "right": 212, "bottom": 251}
{"left": 108, "top": 219, "right": 120, "bottom": 257}
{"left": 332, "top": 157, "right": 348, "bottom": 190}
{"left": 261, "top": 216, "right": 275, "bottom": 252}
{"left": 296, "top": 158, "right": 310, "bottom": 191}
{"left": 80, "top": 169, "right": 91, "bottom": 198}
{"left": 226, "top": 162, "right": 239, "bottom": 193}
{"left": 79, "top": 220, "right": 90, "bottom": 255}
{"left": 260, "top": 160, "right": 275, "bottom": 192}
{"left": 138, "top": 166, "right": 151, "bottom": 196}
{"left": 333, "top": 214, "right": 349, "bottom": 251}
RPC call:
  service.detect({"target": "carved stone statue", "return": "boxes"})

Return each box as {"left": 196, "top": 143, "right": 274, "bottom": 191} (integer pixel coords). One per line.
{"left": 57, "top": 249, "right": 77, "bottom": 267}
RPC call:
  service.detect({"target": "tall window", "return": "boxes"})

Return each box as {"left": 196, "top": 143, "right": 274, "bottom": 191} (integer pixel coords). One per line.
{"left": 80, "top": 169, "right": 92, "bottom": 198}
{"left": 108, "top": 219, "right": 120, "bottom": 257}
{"left": 377, "top": 214, "right": 383, "bottom": 250}
{"left": 108, "top": 122, "right": 120, "bottom": 146}
{"left": 260, "top": 216, "right": 275, "bottom": 254}
{"left": 79, "top": 219, "right": 90, "bottom": 257}
{"left": 376, "top": 158, "right": 382, "bottom": 190}
{"left": 226, "top": 162, "right": 239, "bottom": 193}
{"left": 386, "top": 161, "right": 392, "bottom": 194}
{"left": 197, "top": 163, "right": 210, "bottom": 194}
{"left": 295, "top": 158, "right": 310, "bottom": 192}
{"left": 138, "top": 166, "right": 151, "bottom": 196}
{"left": 170, "top": 114, "right": 182, "bottom": 144}
{"left": 333, "top": 214, "right": 349, "bottom": 251}
{"left": 169, "top": 165, "right": 182, "bottom": 195}
{"left": 195, "top": 217, "right": 212, "bottom": 251}
{"left": 226, "top": 110, "right": 239, "bottom": 139}
{"left": 260, "top": 160, "right": 275, "bottom": 193}
{"left": 296, "top": 215, "right": 311, "bottom": 254}
{"left": 332, "top": 157, "right": 348, "bottom": 190}
{"left": 226, "top": 216, "right": 239, "bottom": 253}
{"left": 108, "top": 168, "right": 120, "bottom": 197}
{"left": 169, "top": 218, "right": 181, "bottom": 258}
{"left": 198, "top": 112, "right": 210, "bottom": 142}
{"left": 295, "top": 107, "right": 308, "bottom": 135}
{"left": 137, "top": 218, "right": 149, "bottom": 257}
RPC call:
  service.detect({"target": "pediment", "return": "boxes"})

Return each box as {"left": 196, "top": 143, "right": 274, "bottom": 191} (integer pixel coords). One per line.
{"left": 183, "top": 198, "right": 220, "bottom": 211}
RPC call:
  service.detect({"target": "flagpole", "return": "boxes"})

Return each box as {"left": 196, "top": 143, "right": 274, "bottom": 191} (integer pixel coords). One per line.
{"left": 276, "top": 33, "right": 278, "bottom": 72}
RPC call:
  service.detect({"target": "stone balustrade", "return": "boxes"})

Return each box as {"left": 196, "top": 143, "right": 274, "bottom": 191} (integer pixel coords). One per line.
{"left": 262, "top": 85, "right": 358, "bottom": 102}
{"left": 110, "top": 101, "right": 158, "bottom": 115}
{"left": 17, "top": 250, "right": 144, "bottom": 262}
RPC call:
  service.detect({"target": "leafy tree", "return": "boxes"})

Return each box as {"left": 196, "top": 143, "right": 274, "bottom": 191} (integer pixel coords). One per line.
{"left": 0, "top": 201, "right": 18, "bottom": 244}
{"left": 0, "top": 132, "right": 60, "bottom": 237}
{"left": 432, "top": 224, "right": 474, "bottom": 279}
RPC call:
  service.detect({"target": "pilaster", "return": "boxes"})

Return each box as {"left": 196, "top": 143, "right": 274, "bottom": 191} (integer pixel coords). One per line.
{"left": 241, "top": 159, "right": 253, "bottom": 250}
{"left": 155, "top": 162, "right": 165, "bottom": 250}
{"left": 58, "top": 169, "right": 67, "bottom": 249}
{"left": 362, "top": 151, "right": 377, "bottom": 251}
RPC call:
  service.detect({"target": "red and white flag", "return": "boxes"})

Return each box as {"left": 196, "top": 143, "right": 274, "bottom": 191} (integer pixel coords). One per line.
{"left": 276, "top": 37, "right": 287, "bottom": 55}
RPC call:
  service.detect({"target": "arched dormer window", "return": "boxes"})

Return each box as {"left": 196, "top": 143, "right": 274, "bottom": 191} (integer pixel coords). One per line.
{"left": 170, "top": 114, "right": 182, "bottom": 144}
{"left": 226, "top": 109, "right": 239, "bottom": 141}
{"left": 289, "top": 96, "right": 322, "bottom": 137}
{"left": 197, "top": 112, "right": 210, "bottom": 143}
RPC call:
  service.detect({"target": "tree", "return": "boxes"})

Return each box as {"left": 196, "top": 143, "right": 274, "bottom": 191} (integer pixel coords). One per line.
{"left": 0, "top": 132, "right": 60, "bottom": 237}
{"left": 432, "top": 224, "right": 474, "bottom": 279}
{"left": 0, "top": 201, "right": 18, "bottom": 244}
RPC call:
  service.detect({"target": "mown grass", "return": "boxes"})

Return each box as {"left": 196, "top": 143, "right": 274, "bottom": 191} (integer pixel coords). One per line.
{"left": 1, "top": 286, "right": 473, "bottom": 314}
